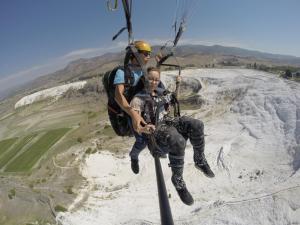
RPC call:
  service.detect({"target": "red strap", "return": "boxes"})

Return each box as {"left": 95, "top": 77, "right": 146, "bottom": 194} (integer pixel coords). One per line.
{"left": 108, "top": 105, "right": 118, "bottom": 114}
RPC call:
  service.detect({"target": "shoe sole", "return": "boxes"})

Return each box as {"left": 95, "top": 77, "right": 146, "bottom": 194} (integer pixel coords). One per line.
{"left": 195, "top": 164, "right": 215, "bottom": 178}
{"left": 177, "top": 191, "right": 194, "bottom": 205}
{"left": 183, "top": 199, "right": 194, "bottom": 206}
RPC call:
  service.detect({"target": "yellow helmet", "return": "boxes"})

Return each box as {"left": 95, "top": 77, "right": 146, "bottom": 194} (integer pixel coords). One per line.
{"left": 134, "top": 40, "right": 152, "bottom": 52}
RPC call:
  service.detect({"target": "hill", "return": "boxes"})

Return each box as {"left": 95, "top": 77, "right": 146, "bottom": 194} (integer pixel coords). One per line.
{"left": 2, "top": 44, "right": 300, "bottom": 102}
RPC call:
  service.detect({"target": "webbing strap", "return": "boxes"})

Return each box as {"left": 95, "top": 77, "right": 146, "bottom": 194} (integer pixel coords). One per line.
{"left": 127, "top": 45, "right": 148, "bottom": 77}
{"left": 107, "top": 104, "right": 118, "bottom": 114}
{"left": 124, "top": 66, "right": 134, "bottom": 87}
{"left": 157, "top": 53, "right": 173, "bottom": 67}
{"left": 168, "top": 154, "right": 184, "bottom": 160}
{"left": 123, "top": 44, "right": 149, "bottom": 95}
{"left": 122, "top": 0, "right": 133, "bottom": 43}
{"left": 168, "top": 153, "right": 184, "bottom": 168}
{"left": 112, "top": 27, "right": 127, "bottom": 41}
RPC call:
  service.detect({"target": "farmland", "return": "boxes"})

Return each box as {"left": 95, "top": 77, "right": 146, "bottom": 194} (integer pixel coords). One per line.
{"left": 4, "top": 128, "right": 70, "bottom": 172}
{"left": 0, "top": 128, "right": 70, "bottom": 173}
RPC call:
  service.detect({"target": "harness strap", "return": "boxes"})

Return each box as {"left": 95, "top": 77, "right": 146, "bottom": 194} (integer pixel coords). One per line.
{"left": 145, "top": 98, "right": 156, "bottom": 124}
{"left": 124, "top": 43, "right": 148, "bottom": 90}
{"left": 107, "top": 104, "right": 124, "bottom": 116}
{"left": 107, "top": 104, "right": 118, "bottom": 114}
{"left": 168, "top": 153, "right": 184, "bottom": 168}
{"left": 171, "top": 93, "right": 181, "bottom": 117}
{"left": 168, "top": 154, "right": 185, "bottom": 160}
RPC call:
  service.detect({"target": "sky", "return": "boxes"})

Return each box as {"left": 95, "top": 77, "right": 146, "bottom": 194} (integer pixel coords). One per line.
{"left": 0, "top": 0, "right": 300, "bottom": 95}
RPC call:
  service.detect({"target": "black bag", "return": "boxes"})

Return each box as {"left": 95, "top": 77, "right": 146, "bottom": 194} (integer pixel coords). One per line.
{"left": 102, "top": 66, "right": 134, "bottom": 136}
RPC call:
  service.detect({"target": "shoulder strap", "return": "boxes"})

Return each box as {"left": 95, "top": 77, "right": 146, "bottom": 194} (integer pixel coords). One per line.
{"left": 124, "top": 66, "right": 134, "bottom": 87}
{"left": 124, "top": 44, "right": 148, "bottom": 89}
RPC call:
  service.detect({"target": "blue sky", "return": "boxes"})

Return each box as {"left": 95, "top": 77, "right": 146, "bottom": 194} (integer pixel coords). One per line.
{"left": 1, "top": 0, "right": 300, "bottom": 93}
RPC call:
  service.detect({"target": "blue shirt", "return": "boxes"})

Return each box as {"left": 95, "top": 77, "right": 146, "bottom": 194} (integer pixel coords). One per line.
{"left": 113, "top": 69, "right": 143, "bottom": 86}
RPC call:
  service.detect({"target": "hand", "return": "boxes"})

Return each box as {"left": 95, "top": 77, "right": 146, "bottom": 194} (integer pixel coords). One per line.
{"left": 132, "top": 114, "right": 147, "bottom": 134}
{"left": 140, "top": 124, "right": 156, "bottom": 134}
{"left": 155, "top": 52, "right": 163, "bottom": 63}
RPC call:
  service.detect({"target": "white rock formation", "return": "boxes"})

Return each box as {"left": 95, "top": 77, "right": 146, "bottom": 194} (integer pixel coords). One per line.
{"left": 14, "top": 81, "right": 87, "bottom": 109}
{"left": 57, "top": 69, "right": 300, "bottom": 225}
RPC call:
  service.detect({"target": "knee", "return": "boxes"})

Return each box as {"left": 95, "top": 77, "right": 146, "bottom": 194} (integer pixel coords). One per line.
{"left": 191, "top": 119, "right": 204, "bottom": 132}
{"left": 139, "top": 139, "right": 148, "bottom": 149}
{"left": 177, "top": 136, "right": 186, "bottom": 149}
{"left": 134, "top": 137, "right": 148, "bottom": 149}
{"left": 168, "top": 134, "right": 186, "bottom": 152}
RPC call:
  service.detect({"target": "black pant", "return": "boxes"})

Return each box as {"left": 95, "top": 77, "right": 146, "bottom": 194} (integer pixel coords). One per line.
{"left": 153, "top": 116, "right": 205, "bottom": 169}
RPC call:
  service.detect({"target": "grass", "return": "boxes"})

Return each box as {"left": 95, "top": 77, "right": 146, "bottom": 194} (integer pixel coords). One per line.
{"left": 4, "top": 128, "right": 70, "bottom": 172}
{"left": 0, "top": 134, "right": 37, "bottom": 169}
{"left": 0, "top": 137, "right": 18, "bottom": 158}
{"left": 101, "top": 124, "right": 116, "bottom": 137}
{"left": 178, "top": 102, "right": 202, "bottom": 111}
{"left": 87, "top": 111, "right": 97, "bottom": 119}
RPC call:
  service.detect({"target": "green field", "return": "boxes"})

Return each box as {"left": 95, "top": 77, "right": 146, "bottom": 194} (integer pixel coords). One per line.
{"left": 4, "top": 128, "right": 70, "bottom": 172}
{"left": 0, "top": 134, "right": 37, "bottom": 169}
{"left": 0, "top": 137, "right": 18, "bottom": 158}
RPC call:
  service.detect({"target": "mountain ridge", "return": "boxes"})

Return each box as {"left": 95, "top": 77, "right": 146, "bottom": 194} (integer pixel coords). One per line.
{"left": 2, "top": 44, "right": 300, "bottom": 101}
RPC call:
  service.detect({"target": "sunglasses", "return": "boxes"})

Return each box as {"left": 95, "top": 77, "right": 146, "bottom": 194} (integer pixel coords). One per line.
{"left": 138, "top": 50, "right": 151, "bottom": 57}
{"left": 148, "top": 77, "right": 160, "bottom": 82}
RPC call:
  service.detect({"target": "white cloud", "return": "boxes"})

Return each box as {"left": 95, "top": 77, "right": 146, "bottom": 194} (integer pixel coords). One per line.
{"left": 61, "top": 42, "right": 128, "bottom": 61}
{"left": 62, "top": 48, "right": 103, "bottom": 59}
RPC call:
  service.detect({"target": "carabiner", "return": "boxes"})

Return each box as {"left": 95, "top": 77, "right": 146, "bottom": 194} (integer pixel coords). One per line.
{"left": 107, "top": 0, "right": 118, "bottom": 11}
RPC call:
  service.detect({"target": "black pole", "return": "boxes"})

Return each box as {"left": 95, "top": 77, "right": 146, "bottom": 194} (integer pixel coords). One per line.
{"left": 154, "top": 156, "right": 174, "bottom": 225}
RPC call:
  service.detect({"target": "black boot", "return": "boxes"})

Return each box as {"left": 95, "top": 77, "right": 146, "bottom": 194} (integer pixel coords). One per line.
{"left": 171, "top": 167, "right": 194, "bottom": 205}
{"left": 177, "top": 187, "right": 194, "bottom": 206}
{"left": 195, "top": 156, "right": 215, "bottom": 178}
{"left": 189, "top": 124, "right": 215, "bottom": 178}
{"left": 131, "top": 158, "right": 139, "bottom": 174}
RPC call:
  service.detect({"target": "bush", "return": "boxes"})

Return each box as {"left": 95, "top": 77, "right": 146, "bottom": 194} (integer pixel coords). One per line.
{"left": 85, "top": 148, "right": 92, "bottom": 154}
{"left": 77, "top": 137, "right": 83, "bottom": 143}
{"left": 8, "top": 188, "right": 16, "bottom": 199}
{"left": 66, "top": 186, "right": 74, "bottom": 194}
{"left": 54, "top": 205, "right": 67, "bottom": 212}
{"left": 104, "top": 124, "right": 111, "bottom": 129}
